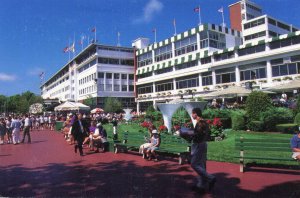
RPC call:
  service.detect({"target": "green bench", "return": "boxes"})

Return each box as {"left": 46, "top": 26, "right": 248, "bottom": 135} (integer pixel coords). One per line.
{"left": 157, "top": 135, "right": 191, "bottom": 165}
{"left": 114, "top": 132, "right": 146, "bottom": 154}
{"left": 114, "top": 132, "right": 191, "bottom": 165}
{"left": 235, "top": 137, "right": 298, "bottom": 172}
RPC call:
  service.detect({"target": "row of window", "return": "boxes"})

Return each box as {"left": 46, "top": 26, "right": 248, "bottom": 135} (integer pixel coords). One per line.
{"left": 98, "top": 57, "right": 134, "bottom": 66}
{"left": 97, "top": 47, "right": 133, "bottom": 53}
{"left": 269, "top": 36, "right": 300, "bottom": 49}
{"left": 137, "top": 56, "right": 300, "bottom": 94}
{"left": 79, "top": 73, "right": 96, "bottom": 85}
{"left": 97, "top": 72, "right": 134, "bottom": 80}
{"left": 79, "top": 85, "right": 96, "bottom": 96}
{"left": 268, "top": 18, "right": 291, "bottom": 32}
{"left": 98, "top": 84, "right": 134, "bottom": 92}
{"left": 46, "top": 76, "right": 69, "bottom": 92}
{"left": 78, "top": 59, "right": 97, "bottom": 73}
{"left": 244, "top": 31, "right": 266, "bottom": 41}
{"left": 243, "top": 18, "right": 265, "bottom": 30}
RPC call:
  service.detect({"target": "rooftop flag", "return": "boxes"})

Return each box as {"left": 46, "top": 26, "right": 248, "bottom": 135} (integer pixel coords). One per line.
{"left": 91, "top": 27, "right": 96, "bottom": 32}
{"left": 194, "top": 6, "right": 202, "bottom": 26}
{"left": 173, "top": 18, "right": 177, "bottom": 36}
{"left": 63, "top": 46, "right": 69, "bottom": 53}
{"left": 218, "top": 7, "right": 223, "bottom": 13}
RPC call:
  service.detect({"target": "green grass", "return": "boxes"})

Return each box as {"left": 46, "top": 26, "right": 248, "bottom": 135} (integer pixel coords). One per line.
{"left": 103, "top": 123, "right": 299, "bottom": 167}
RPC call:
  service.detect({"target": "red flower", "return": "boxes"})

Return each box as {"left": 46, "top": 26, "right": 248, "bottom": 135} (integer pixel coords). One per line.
{"left": 212, "top": 117, "right": 222, "bottom": 127}
{"left": 173, "top": 125, "right": 181, "bottom": 130}
{"left": 158, "top": 125, "right": 167, "bottom": 131}
{"left": 141, "top": 121, "right": 152, "bottom": 128}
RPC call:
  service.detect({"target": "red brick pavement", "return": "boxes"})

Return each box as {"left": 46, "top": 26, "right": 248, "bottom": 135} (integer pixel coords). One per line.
{"left": 0, "top": 129, "right": 299, "bottom": 197}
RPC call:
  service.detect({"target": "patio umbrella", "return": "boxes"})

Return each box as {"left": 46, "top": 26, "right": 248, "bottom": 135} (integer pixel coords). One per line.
{"left": 269, "top": 79, "right": 300, "bottom": 92}
{"left": 54, "top": 101, "right": 90, "bottom": 112}
{"left": 203, "top": 86, "right": 252, "bottom": 98}
{"left": 91, "top": 108, "right": 104, "bottom": 114}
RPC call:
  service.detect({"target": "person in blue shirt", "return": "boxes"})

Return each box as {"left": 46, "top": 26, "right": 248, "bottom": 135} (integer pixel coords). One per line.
{"left": 290, "top": 131, "right": 300, "bottom": 160}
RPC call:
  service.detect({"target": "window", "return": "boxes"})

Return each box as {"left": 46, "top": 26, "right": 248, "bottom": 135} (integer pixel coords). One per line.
{"left": 114, "top": 73, "right": 120, "bottom": 79}
{"left": 202, "top": 72, "right": 212, "bottom": 86}
{"left": 129, "top": 85, "right": 134, "bottom": 91}
{"left": 243, "top": 18, "right": 265, "bottom": 30}
{"left": 175, "top": 60, "right": 198, "bottom": 70}
{"left": 216, "top": 72, "right": 236, "bottom": 84}
{"left": 155, "top": 80, "right": 173, "bottom": 92}
{"left": 106, "top": 73, "right": 112, "bottom": 79}
{"left": 214, "top": 51, "right": 235, "bottom": 62}
{"left": 129, "top": 74, "right": 134, "bottom": 80}
{"left": 271, "top": 57, "right": 300, "bottom": 77}
{"left": 106, "top": 84, "right": 112, "bottom": 91}
{"left": 121, "top": 74, "right": 127, "bottom": 79}
{"left": 155, "top": 66, "right": 173, "bottom": 75}
{"left": 114, "top": 85, "right": 120, "bottom": 91}
{"left": 175, "top": 35, "right": 198, "bottom": 56}
{"left": 277, "top": 22, "right": 290, "bottom": 31}
{"left": 244, "top": 31, "right": 266, "bottom": 41}
{"left": 137, "top": 84, "right": 153, "bottom": 94}
{"left": 137, "top": 52, "right": 152, "bottom": 68}
{"left": 137, "top": 72, "right": 153, "bottom": 79}
{"left": 176, "top": 75, "right": 199, "bottom": 89}
{"left": 201, "top": 57, "right": 211, "bottom": 65}
{"left": 122, "top": 85, "right": 127, "bottom": 91}
{"left": 154, "top": 44, "right": 172, "bottom": 62}
{"left": 238, "top": 44, "right": 265, "bottom": 56}
{"left": 270, "top": 36, "right": 300, "bottom": 49}
{"left": 240, "top": 67, "right": 266, "bottom": 81}
{"left": 268, "top": 18, "right": 276, "bottom": 26}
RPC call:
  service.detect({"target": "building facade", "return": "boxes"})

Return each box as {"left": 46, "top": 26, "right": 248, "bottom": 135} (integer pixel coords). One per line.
{"left": 134, "top": 0, "right": 300, "bottom": 112}
{"left": 41, "top": 44, "right": 136, "bottom": 109}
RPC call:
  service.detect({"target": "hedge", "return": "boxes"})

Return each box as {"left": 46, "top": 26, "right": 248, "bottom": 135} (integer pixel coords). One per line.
{"left": 247, "top": 120, "right": 264, "bottom": 132}
{"left": 275, "top": 123, "right": 298, "bottom": 133}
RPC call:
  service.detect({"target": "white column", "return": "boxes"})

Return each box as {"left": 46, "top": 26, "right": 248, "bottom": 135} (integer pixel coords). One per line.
{"left": 266, "top": 60, "right": 272, "bottom": 83}
{"left": 212, "top": 69, "right": 216, "bottom": 86}
{"left": 137, "top": 102, "right": 140, "bottom": 115}
{"left": 127, "top": 74, "right": 129, "bottom": 92}
{"left": 152, "top": 50, "right": 155, "bottom": 63}
{"left": 173, "top": 78, "right": 176, "bottom": 91}
{"left": 112, "top": 73, "right": 115, "bottom": 91}
{"left": 196, "top": 32, "right": 201, "bottom": 52}
{"left": 119, "top": 73, "right": 122, "bottom": 92}
{"left": 235, "top": 65, "right": 240, "bottom": 85}
{"left": 172, "top": 42, "right": 175, "bottom": 58}
{"left": 153, "top": 82, "right": 156, "bottom": 93}
{"left": 104, "top": 72, "right": 106, "bottom": 91}
{"left": 199, "top": 73, "right": 202, "bottom": 87}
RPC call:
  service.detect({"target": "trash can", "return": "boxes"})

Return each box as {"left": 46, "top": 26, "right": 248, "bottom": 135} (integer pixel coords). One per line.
{"left": 55, "top": 121, "right": 64, "bottom": 132}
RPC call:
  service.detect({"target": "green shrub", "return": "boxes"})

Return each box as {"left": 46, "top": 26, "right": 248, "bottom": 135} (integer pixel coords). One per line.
{"left": 203, "top": 109, "right": 232, "bottom": 119}
{"left": 247, "top": 121, "right": 264, "bottom": 132}
{"left": 145, "top": 105, "right": 162, "bottom": 121}
{"left": 246, "top": 91, "right": 272, "bottom": 121}
{"left": 231, "top": 112, "right": 245, "bottom": 130}
{"left": 275, "top": 123, "right": 298, "bottom": 133}
{"left": 260, "top": 107, "right": 293, "bottom": 131}
{"left": 294, "top": 112, "right": 300, "bottom": 125}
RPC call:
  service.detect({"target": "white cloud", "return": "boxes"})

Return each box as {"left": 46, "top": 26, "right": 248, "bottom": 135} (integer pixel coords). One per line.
{"left": 27, "top": 67, "right": 45, "bottom": 76}
{"left": 0, "top": 73, "right": 16, "bottom": 81}
{"left": 133, "top": 0, "right": 163, "bottom": 24}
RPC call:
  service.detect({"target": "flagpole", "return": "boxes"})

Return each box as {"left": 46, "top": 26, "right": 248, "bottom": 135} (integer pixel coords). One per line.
{"left": 73, "top": 32, "right": 75, "bottom": 58}
{"left": 95, "top": 27, "right": 97, "bottom": 43}
{"left": 173, "top": 19, "right": 177, "bottom": 36}
{"left": 117, "top": 32, "right": 120, "bottom": 46}
{"left": 198, "top": 5, "right": 202, "bottom": 26}
{"left": 221, "top": 8, "right": 225, "bottom": 27}
{"left": 154, "top": 29, "right": 157, "bottom": 43}
{"left": 68, "top": 38, "right": 71, "bottom": 62}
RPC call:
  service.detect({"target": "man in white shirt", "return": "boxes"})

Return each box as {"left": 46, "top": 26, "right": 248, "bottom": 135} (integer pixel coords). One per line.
{"left": 21, "top": 114, "right": 31, "bottom": 143}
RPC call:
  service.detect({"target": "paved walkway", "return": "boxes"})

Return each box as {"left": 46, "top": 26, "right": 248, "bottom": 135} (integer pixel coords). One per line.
{"left": 0, "top": 129, "right": 299, "bottom": 197}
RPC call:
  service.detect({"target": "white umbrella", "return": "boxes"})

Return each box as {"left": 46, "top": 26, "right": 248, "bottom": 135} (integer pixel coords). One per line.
{"left": 270, "top": 79, "right": 300, "bottom": 92}
{"left": 54, "top": 101, "right": 90, "bottom": 111}
{"left": 203, "top": 86, "right": 251, "bottom": 98}
{"left": 91, "top": 108, "right": 104, "bottom": 114}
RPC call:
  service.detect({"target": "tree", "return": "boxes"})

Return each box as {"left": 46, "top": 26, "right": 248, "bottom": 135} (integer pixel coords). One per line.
{"left": 83, "top": 94, "right": 96, "bottom": 108}
{"left": 245, "top": 91, "right": 272, "bottom": 121}
{"left": 104, "top": 97, "right": 122, "bottom": 113}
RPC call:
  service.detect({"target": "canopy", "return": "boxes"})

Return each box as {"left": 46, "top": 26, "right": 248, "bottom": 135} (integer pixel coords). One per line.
{"left": 54, "top": 101, "right": 90, "bottom": 111}
{"left": 204, "top": 86, "right": 252, "bottom": 98}
{"left": 91, "top": 108, "right": 104, "bottom": 114}
{"left": 269, "top": 79, "right": 300, "bottom": 92}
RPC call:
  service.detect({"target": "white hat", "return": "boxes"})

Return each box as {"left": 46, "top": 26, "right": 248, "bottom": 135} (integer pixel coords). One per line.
{"left": 152, "top": 130, "right": 158, "bottom": 134}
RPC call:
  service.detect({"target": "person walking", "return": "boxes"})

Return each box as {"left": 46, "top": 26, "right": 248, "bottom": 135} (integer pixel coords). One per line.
{"left": 21, "top": 114, "right": 31, "bottom": 143}
{"left": 71, "top": 113, "right": 89, "bottom": 156}
{"left": 111, "top": 117, "right": 118, "bottom": 140}
{"left": 11, "top": 116, "right": 22, "bottom": 145}
{"left": 190, "top": 108, "right": 216, "bottom": 193}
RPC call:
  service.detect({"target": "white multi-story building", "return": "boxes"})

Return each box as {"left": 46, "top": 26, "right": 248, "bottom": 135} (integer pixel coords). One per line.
{"left": 134, "top": 0, "right": 300, "bottom": 111}
{"left": 41, "top": 44, "right": 136, "bottom": 108}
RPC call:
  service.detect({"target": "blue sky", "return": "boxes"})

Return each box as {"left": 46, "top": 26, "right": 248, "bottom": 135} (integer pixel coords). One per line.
{"left": 0, "top": 0, "right": 299, "bottom": 96}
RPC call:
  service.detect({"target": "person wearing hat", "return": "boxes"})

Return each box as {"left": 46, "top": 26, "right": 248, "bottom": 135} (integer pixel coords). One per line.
{"left": 190, "top": 107, "right": 216, "bottom": 193}
{"left": 291, "top": 131, "right": 300, "bottom": 160}
{"left": 145, "top": 128, "right": 160, "bottom": 162}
